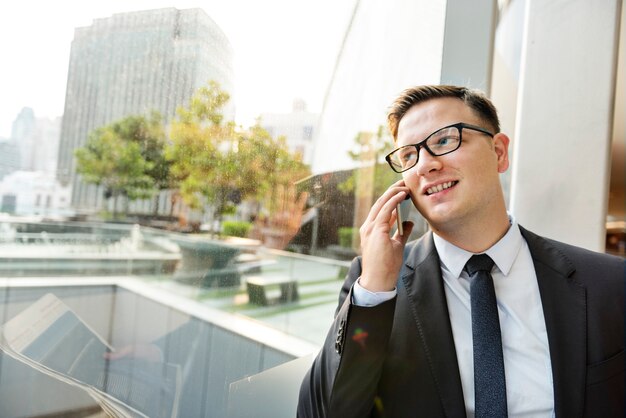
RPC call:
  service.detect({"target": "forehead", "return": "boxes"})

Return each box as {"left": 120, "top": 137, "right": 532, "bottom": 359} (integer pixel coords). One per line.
{"left": 396, "top": 97, "right": 480, "bottom": 146}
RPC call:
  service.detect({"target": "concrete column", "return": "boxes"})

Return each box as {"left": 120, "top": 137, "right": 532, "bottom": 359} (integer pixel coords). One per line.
{"left": 510, "top": 0, "right": 622, "bottom": 251}
{"left": 440, "top": 0, "right": 498, "bottom": 92}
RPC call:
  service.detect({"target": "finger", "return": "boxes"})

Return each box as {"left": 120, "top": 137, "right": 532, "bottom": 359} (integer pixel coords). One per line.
{"left": 364, "top": 184, "right": 409, "bottom": 225}
{"left": 388, "top": 206, "right": 398, "bottom": 230}
{"left": 374, "top": 190, "right": 408, "bottom": 225}
{"left": 362, "top": 190, "right": 407, "bottom": 239}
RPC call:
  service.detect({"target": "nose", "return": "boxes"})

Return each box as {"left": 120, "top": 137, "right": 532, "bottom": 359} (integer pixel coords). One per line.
{"left": 414, "top": 146, "right": 442, "bottom": 175}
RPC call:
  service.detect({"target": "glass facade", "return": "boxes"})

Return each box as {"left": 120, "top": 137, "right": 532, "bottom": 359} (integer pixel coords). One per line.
{"left": 0, "top": 1, "right": 623, "bottom": 417}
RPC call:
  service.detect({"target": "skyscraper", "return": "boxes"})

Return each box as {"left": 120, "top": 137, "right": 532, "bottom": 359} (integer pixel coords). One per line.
{"left": 57, "top": 8, "right": 234, "bottom": 210}
{"left": 0, "top": 107, "right": 34, "bottom": 180}
{"left": 260, "top": 99, "right": 319, "bottom": 166}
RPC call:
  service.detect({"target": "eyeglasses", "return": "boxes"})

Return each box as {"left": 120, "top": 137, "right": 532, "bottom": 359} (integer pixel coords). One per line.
{"left": 385, "top": 122, "right": 494, "bottom": 173}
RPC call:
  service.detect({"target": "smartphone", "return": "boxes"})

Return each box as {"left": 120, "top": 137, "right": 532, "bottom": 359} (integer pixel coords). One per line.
{"left": 396, "top": 195, "right": 412, "bottom": 235}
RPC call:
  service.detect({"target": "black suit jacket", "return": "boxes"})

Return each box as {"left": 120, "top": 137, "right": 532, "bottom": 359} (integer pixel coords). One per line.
{"left": 298, "top": 226, "right": 625, "bottom": 417}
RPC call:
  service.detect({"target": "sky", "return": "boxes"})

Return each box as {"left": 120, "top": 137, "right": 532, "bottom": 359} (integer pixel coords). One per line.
{"left": 0, "top": 0, "right": 355, "bottom": 138}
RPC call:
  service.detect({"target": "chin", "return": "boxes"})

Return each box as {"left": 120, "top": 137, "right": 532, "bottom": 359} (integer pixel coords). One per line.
{"left": 422, "top": 202, "right": 456, "bottom": 219}
{"left": 426, "top": 207, "right": 466, "bottom": 230}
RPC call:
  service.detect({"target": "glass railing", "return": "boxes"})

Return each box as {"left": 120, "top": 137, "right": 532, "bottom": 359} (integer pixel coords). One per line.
{"left": 0, "top": 218, "right": 350, "bottom": 346}
{"left": 0, "top": 218, "right": 351, "bottom": 417}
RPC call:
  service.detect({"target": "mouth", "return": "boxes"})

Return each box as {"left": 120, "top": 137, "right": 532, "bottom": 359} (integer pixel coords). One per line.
{"left": 425, "top": 181, "right": 459, "bottom": 196}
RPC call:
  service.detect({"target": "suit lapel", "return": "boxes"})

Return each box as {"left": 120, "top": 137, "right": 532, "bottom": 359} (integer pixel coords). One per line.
{"left": 401, "top": 232, "right": 466, "bottom": 417}
{"left": 520, "top": 227, "right": 586, "bottom": 418}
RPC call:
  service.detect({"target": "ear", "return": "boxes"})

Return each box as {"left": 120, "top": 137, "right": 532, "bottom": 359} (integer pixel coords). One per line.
{"left": 493, "top": 133, "right": 510, "bottom": 173}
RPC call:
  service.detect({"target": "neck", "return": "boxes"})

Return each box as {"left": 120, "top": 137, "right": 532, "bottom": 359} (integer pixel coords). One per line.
{"left": 431, "top": 208, "right": 511, "bottom": 253}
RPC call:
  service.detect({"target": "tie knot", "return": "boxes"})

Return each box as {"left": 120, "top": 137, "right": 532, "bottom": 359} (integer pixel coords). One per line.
{"left": 465, "top": 254, "right": 495, "bottom": 275}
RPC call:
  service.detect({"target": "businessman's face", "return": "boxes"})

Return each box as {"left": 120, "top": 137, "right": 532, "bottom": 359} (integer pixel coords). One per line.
{"left": 397, "top": 97, "right": 510, "bottom": 232}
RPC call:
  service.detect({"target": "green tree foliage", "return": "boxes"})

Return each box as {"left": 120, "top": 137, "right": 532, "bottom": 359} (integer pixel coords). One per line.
{"left": 75, "top": 112, "right": 169, "bottom": 215}
{"left": 167, "top": 81, "right": 310, "bottom": 220}
{"left": 166, "top": 81, "right": 235, "bottom": 212}
{"left": 235, "top": 124, "right": 310, "bottom": 215}
{"left": 339, "top": 125, "right": 400, "bottom": 198}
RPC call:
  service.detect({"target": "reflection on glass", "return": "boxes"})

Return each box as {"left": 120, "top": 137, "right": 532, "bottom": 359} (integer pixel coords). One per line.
{"left": 0, "top": 0, "right": 386, "bottom": 413}
{"left": 1, "top": 294, "right": 180, "bottom": 417}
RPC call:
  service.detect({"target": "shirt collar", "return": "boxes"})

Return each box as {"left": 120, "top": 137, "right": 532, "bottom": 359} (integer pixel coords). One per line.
{"left": 432, "top": 215, "right": 523, "bottom": 279}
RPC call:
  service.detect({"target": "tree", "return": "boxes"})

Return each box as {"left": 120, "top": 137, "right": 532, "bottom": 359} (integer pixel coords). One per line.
{"left": 74, "top": 113, "right": 169, "bottom": 217}
{"left": 123, "top": 112, "right": 173, "bottom": 214}
{"left": 339, "top": 125, "right": 400, "bottom": 198}
{"left": 167, "top": 81, "right": 310, "bottom": 225}
{"left": 166, "top": 81, "right": 236, "bottom": 216}
{"left": 234, "top": 123, "right": 309, "bottom": 208}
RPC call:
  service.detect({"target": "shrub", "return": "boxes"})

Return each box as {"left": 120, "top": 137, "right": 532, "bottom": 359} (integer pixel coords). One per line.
{"left": 338, "top": 227, "right": 355, "bottom": 248}
{"left": 222, "top": 220, "right": 252, "bottom": 238}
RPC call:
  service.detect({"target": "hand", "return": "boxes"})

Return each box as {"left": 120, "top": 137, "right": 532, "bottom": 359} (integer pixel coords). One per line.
{"left": 259, "top": 184, "right": 309, "bottom": 250}
{"left": 359, "top": 180, "right": 414, "bottom": 292}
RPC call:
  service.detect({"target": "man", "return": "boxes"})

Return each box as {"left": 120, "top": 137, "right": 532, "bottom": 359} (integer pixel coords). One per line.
{"left": 297, "top": 85, "right": 624, "bottom": 417}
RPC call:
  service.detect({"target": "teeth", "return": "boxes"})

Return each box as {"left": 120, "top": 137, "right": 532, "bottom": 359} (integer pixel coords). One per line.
{"left": 427, "top": 181, "right": 456, "bottom": 195}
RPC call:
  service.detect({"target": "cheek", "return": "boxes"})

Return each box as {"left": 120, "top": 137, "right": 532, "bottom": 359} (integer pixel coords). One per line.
{"left": 402, "top": 171, "right": 419, "bottom": 191}
{"left": 402, "top": 171, "right": 423, "bottom": 208}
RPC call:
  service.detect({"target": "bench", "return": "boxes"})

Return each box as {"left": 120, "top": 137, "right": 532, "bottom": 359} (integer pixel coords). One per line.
{"left": 234, "top": 253, "right": 277, "bottom": 274}
{"left": 245, "top": 276, "right": 299, "bottom": 306}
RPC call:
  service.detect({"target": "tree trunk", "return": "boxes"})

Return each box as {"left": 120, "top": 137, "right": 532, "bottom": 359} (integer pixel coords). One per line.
{"left": 112, "top": 194, "right": 119, "bottom": 219}
{"left": 123, "top": 194, "right": 130, "bottom": 217}
{"left": 153, "top": 192, "right": 160, "bottom": 216}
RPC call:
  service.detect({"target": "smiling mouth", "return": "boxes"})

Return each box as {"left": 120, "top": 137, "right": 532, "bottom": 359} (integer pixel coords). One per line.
{"left": 426, "top": 181, "right": 459, "bottom": 196}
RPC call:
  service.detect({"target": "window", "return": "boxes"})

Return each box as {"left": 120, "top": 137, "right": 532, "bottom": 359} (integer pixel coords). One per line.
{"left": 0, "top": 3, "right": 359, "bottom": 417}
{"left": 2, "top": 1, "right": 621, "bottom": 417}
{"left": 303, "top": 125, "right": 313, "bottom": 140}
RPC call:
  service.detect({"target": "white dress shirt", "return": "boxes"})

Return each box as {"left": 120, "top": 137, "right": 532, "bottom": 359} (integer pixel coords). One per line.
{"left": 353, "top": 220, "right": 555, "bottom": 417}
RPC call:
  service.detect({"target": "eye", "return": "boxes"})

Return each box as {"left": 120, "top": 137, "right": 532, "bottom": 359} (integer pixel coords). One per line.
{"left": 398, "top": 148, "right": 417, "bottom": 164}
{"left": 429, "top": 132, "right": 460, "bottom": 150}
{"left": 435, "top": 136, "right": 452, "bottom": 146}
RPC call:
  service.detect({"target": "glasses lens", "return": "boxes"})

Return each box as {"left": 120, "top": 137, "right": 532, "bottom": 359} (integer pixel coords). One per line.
{"left": 388, "top": 145, "right": 418, "bottom": 172}
{"left": 387, "top": 125, "right": 463, "bottom": 172}
{"left": 425, "top": 126, "right": 461, "bottom": 155}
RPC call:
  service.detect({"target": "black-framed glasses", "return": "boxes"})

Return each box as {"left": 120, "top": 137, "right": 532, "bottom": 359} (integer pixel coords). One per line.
{"left": 385, "top": 122, "right": 494, "bottom": 173}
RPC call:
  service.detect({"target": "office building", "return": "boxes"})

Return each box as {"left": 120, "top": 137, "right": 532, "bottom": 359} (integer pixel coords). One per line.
{"left": 0, "top": 171, "right": 71, "bottom": 217}
{"left": 0, "top": 140, "right": 19, "bottom": 180}
{"left": 260, "top": 99, "right": 319, "bottom": 165}
{"left": 57, "top": 8, "right": 234, "bottom": 210}
{"left": 0, "top": 108, "right": 61, "bottom": 180}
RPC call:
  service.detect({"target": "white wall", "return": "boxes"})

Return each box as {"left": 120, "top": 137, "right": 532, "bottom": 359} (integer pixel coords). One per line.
{"left": 510, "top": 0, "right": 622, "bottom": 251}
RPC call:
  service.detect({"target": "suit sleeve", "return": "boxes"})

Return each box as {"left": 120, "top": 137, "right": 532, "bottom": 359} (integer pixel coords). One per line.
{"left": 297, "top": 256, "right": 397, "bottom": 418}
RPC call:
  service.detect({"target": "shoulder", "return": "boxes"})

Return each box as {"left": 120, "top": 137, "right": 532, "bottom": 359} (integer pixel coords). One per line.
{"left": 521, "top": 226, "right": 622, "bottom": 263}
{"left": 520, "top": 225, "right": 624, "bottom": 284}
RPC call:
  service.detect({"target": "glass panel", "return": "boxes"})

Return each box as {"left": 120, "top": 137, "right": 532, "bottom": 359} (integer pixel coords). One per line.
{"left": 0, "top": 2, "right": 365, "bottom": 417}
{"left": 3, "top": 1, "right": 619, "bottom": 417}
